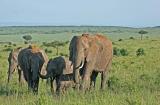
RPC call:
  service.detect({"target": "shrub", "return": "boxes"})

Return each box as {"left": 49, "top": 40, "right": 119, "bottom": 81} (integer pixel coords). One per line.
{"left": 136, "top": 48, "right": 145, "bottom": 56}
{"left": 129, "top": 37, "right": 134, "bottom": 40}
{"left": 23, "top": 35, "right": 32, "bottom": 41}
{"left": 113, "top": 47, "right": 129, "bottom": 56}
{"left": 13, "top": 44, "right": 16, "bottom": 46}
{"left": 118, "top": 39, "right": 123, "bottom": 41}
{"left": 113, "top": 47, "right": 121, "bottom": 56}
{"left": 3, "top": 48, "right": 12, "bottom": 52}
{"left": 120, "top": 48, "right": 129, "bottom": 56}
{"left": 59, "top": 53, "right": 68, "bottom": 57}
{"left": 45, "top": 48, "right": 52, "bottom": 53}
{"left": 8, "top": 42, "right": 12, "bottom": 45}
{"left": 112, "top": 42, "right": 116, "bottom": 45}
{"left": 24, "top": 41, "right": 28, "bottom": 44}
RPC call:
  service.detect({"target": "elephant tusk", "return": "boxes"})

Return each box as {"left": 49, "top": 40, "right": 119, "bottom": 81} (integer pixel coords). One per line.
{"left": 78, "top": 61, "right": 84, "bottom": 69}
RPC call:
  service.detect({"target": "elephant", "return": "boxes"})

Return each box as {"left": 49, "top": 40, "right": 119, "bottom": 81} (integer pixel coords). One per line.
{"left": 39, "top": 56, "right": 74, "bottom": 94}
{"left": 69, "top": 33, "right": 113, "bottom": 91}
{"left": 18, "top": 45, "right": 47, "bottom": 93}
{"left": 7, "top": 45, "right": 49, "bottom": 85}
{"left": 7, "top": 47, "right": 25, "bottom": 84}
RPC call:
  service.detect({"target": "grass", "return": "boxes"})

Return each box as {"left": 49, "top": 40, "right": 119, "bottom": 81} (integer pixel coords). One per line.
{"left": 0, "top": 26, "right": 160, "bottom": 105}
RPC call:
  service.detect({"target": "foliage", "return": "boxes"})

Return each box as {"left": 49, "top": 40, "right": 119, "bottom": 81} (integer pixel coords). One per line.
{"left": 138, "top": 30, "right": 148, "bottom": 35}
{"left": 118, "top": 39, "right": 123, "bottom": 41}
{"left": 138, "top": 30, "right": 148, "bottom": 40}
{"left": 129, "top": 37, "right": 134, "bottom": 40}
{"left": 59, "top": 53, "right": 68, "bottom": 57}
{"left": 44, "top": 48, "right": 52, "bottom": 53}
{"left": 120, "top": 48, "right": 129, "bottom": 56}
{"left": 113, "top": 47, "right": 121, "bottom": 56}
{"left": 22, "top": 35, "right": 32, "bottom": 41}
{"left": 136, "top": 48, "right": 145, "bottom": 56}
{"left": 3, "top": 48, "right": 12, "bottom": 52}
{"left": 0, "top": 26, "right": 159, "bottom": 105}
{"left": 113, "top": 47, "right": 129, "bottom": 56}
{"left": 43, "top": 41, "right": 68, "bottom": 55}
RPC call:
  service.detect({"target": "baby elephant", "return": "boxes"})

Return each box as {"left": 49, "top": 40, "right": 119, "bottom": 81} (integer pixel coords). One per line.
{"left": 39, "top": 56, "right": 74, "bottom": 94}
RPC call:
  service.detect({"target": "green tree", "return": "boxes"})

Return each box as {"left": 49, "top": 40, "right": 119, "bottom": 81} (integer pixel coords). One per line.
{"left": 43, "top": 41, "right": 68, "bottom": 55}
{"left": 138, "top": 30, "right": 148, "bottom": 40}
{"left": 22, "top": 35, "right": 32, "bottom": 44}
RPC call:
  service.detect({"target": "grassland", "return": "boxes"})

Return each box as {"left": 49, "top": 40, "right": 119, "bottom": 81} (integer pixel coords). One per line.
{"left": 0, "top": 26, "right": 160, "bottom": 105}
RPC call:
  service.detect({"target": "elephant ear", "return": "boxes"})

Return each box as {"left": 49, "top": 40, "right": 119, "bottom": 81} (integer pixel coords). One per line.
{"left": 69, "top": 36, "right": 78, "bottom": 61}
{"left": 81, "top": 34, "right": 90, "bottom": 49}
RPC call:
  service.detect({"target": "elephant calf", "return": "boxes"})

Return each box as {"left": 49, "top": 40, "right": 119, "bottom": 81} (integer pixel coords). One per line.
{"left": 39, "top": 56, "right": 74, "bottom": 94}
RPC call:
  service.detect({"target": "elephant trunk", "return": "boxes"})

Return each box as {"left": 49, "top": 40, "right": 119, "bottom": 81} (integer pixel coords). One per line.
{"left": 39, "top": 71, "right": 52, "bottom": 79}
{"left": 73, "top": 56, "right": 84, "bottom": 85}
{"left": 7, "top": 71, "right": 11, "bottom": 83}
{"left": 7, "top": 65, "right": 15, "bottom": 83}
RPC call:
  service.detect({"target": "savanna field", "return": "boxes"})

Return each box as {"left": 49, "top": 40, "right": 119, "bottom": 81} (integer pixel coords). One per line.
{"left": 0, "top": 26, "right": 160, "bottom": 105}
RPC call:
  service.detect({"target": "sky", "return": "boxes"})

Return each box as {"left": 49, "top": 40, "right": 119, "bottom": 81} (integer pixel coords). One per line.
{"left": 0, "top": 0, "right": 160, "bottom": 27}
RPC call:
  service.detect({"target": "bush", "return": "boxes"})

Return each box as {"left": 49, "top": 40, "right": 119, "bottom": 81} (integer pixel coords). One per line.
{"left": 13, "top": 44, "right": 16, "bottom": 46}
{"left": 120, "top": 48, "right": 129, "bottom": 56}
{"left": 4, "top": 45, "right": 7, "bottom": 47}
{"left": 113, "top": 47, "right": 129, "bottom": 56}
{"left": 45, "top": 48, "right": 52, "bottom": 53}
{"left": 113, "top": 47, "right": 121, "bottom": 56}
{"left": 136, "top": 48, "right": 145, "bottom": 56}
{"left": 8, "top": 42, "right": 12, "bottom": 45}
{"left": 118, "top": 39, "right": 123, "bottom": 41}
{"left": 59, "top": 53, "right": 68, "bottom": 57}
{"left": 24, "top": 41, "right": 29, "bottom": 44}
{"left": 129, "top": 37, "right": 134, "bottom": 40}
{"left": 3, "top": 48, "right": 12, "bottom": 52}
{"left": 23, "top": 35, "right": 32, "bottom": 41}
{"left": 112, "top": 42, "right": 116, "bottom": 45}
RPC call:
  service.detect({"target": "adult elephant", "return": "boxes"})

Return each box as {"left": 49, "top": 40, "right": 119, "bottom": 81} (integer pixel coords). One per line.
{"left": 7, "top": 46, "right": 48, "bottom": 85}
{"left": 39, "top": 56, "right": 74, "bottom": 94}
{"left": 18, "top": 45, "right": 46, "bottom": 93}
{"left": 7, "top": 47, "right": 25, "bottom": 84}
{"left": 69, "top": 34, "right": 113, "bottom": 91}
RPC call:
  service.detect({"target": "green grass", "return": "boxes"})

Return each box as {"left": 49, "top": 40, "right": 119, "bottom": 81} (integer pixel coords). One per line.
{"left": 0, "top": 26, "right": 160, "bottom": 105}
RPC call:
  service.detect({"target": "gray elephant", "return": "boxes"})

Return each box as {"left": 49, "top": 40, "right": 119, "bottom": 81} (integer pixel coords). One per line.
{"left": 69, "top": 34, "right": 113, "bottom": 91}
{"left": 7, "top": 46, "right": 49, "bottom": 85}
{"left": 18, "top": 45, "right": 46, "bottom": 93}
{"left": 39, "top": 56, "right": 74, "bottom": 94}
{"left": 7, "top": 47, "right": 25, "bottom": 84}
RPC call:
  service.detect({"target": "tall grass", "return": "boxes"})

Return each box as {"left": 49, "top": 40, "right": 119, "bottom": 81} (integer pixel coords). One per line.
{"left": 0, "top": 27, "right": 160, "bottom": 105}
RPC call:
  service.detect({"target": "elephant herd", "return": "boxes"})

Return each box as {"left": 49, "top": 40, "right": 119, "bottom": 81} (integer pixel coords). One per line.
{"left": 7, "top": 34, "right": 113, "bottom": 94}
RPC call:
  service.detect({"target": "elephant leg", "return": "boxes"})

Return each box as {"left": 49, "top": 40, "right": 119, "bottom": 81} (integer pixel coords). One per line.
{"left": 101, "top": 71, "right": 108, "bottom": 90}
{"left": 27, "top": 71, "right": 32, "bottom": 92}
{"left": 80, "top": 69, "right": 92, "bottom": 91}
{"left": 18, "top": 69, "right": 25, "bottom": 86}
{"left": 101, "top": 59, "right": 112, "bottom": 90}
{"left": 50, "top": 77, "right": 56, "bottom": 95}
{"left": 90, "top": 71, "right": 98, "bottom": 89}
{"left": 55, "top": 76, "right": 61, "bottom": 95}
{"left": 33, "top": 78, "right": 39, "bottom": 94}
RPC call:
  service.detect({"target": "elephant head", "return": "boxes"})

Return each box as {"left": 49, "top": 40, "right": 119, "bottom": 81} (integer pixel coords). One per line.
{"left": 39, "top": 57, "right": 65, "bottom": 80}
{"left": 7, "top": 47, "right": 22, "bottom": 83}
{"left": 69, "top": 34, "right": 91, "bottom": 85}
{"left": 39, "top": 59, "right": 55, "bottom": 79}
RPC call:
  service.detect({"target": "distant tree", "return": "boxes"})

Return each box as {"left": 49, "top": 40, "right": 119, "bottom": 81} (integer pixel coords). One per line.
{"left": 22, "top": 35, "right": 32, "bottom": 44}
{"left": 138, "top": 30, "right": 148, "bottom": 40}
{"left": 43, "top": 41, "right": 67, "bottom": 55}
